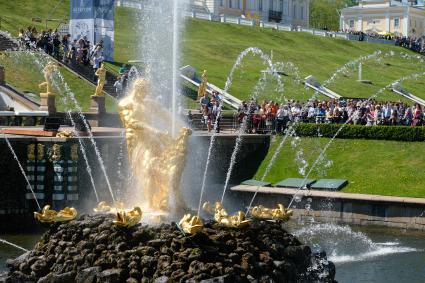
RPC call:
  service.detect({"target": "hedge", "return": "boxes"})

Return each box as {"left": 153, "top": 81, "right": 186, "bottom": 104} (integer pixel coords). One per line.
{"left": 294, "top": 123, "right": 425, "bottom": 142}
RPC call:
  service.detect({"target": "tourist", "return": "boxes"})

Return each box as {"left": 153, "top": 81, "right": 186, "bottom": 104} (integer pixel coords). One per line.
{"left": 114, "top": 76, "right": 123, "bottom": 97}
{"left": 211, "top": 100, "right": 222, "bottom": 133}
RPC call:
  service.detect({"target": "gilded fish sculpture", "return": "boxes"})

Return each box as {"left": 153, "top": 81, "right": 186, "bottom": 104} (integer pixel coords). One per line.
{"left": 178, "top": 214, "right": 204, "bottom": 235}
{"left": 251, "top": 204, "right": 293, "bottom": 221}
{"left": 34, "top": 205, "right": 77, "bottom": 223}
{"left": 113, "top": 207, "right": 142, "bottom": 228}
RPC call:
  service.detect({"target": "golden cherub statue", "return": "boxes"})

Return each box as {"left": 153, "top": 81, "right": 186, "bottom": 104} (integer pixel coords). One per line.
{"left": 94, "top": 63, "right": 106, "bottom": 96}
{"left": 34, "top": 205, "right": 77, "bottom": 223}
{"left": 251, "top": 204, "right": 293, "bottom": 221}
{"left": 178, "top": 214, "right": 204, "bottom": 234}
{"left": 39, "top": 61, "right": 58, "bottom": 97}
{"left": 197, "top": 70, "right": 208, "bottom": 98}
{"left": 118, "top": 78, "right": 191, "bottom": 213}
{"left": 113, "top": 207, "right": 142, "bottom": 228}
{"left": 203, "top": 201, "right": 251, "bottom": 228}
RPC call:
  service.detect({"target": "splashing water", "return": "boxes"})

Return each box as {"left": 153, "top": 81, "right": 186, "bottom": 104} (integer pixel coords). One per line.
{"left": 287, "top": 70, "right": 425, "bottom": 209}
{"left": 220, "top": 59, "right": 292, "bottom": 202}
{"left": 30, "top": 54, "right": 100, "bottom": 203}
{"left": 198, "top": 47, "right": 284, "bottom": 215}
{"left": 0, "top": 238, "right": 29, "bottom": 253}
{"left": 293, "top": 223, "right": 419, "bottom": 264}
{"left": 54, "top": 70, "right": 115, "bottom": 202}
{"left": 1, "top": 133, "right": 41, "bottom": 210}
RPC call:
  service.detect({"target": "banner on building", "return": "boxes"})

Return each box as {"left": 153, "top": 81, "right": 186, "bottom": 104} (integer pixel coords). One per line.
{"left": 70, "top": 0, "right": 114, "bottom": 61}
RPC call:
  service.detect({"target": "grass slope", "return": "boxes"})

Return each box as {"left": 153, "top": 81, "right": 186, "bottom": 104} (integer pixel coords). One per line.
{"left": 254, "top": 136, "right": 425, "bottom": 198}
{"left": 2, "top": 2, "right": 425, "bottom": 106}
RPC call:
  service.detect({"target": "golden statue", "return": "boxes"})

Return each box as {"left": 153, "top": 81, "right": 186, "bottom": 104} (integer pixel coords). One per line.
{"left": 27, "top": 144, "right": 36, "bottom": 161}
{"left": 251, "top": 204, "right": 293, "bottom": 221}
{"left": 178, "top": 214, "right": 203, "bottom": 234}
{"left": 49, "top": 144, "right": 61, "bottom": 162}
{"left": 56, "top": 130, "right": 75, "bottom": 138}
{"left": 197, "top": 70, "right": 208, "bottom": 98}
{"left": 94, "top": 201, "right": 125, "bottom": 214}
{"left": 203, "top": 201, "right": 251, "bottom": 228}
{"left": 118, "top": 78, "right": 191, "bottom": 213}
{"left": 37, "top": 144, "right": 45, "bottom": 161}
{"left": 34, "top": 205, "right": 77, "bottom": 223}
{"left": 39, "top": 61, "right": 58, "bottom": 97}
{"left": 113, "top": 207, "right": 142, "bottom": 228}
{"left": 94, "top": 63, "right": 106, "bottom": 97}
{"left": 70, "top": 144, "right": 78, "bottom": 162}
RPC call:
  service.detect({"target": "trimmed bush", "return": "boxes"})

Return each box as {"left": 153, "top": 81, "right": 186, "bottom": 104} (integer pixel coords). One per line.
{"left": 294, "top": 123, "right": 425, "bottom": 142}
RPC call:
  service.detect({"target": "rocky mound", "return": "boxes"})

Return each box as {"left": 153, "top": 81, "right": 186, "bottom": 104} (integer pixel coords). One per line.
{"left": 3, "top": 215, "right": 336, "bottom": 283}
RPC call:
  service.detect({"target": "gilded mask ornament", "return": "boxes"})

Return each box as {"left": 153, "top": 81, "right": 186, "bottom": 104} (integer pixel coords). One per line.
{"left": 27, "top": 144, "right": 36, "bottom": 161}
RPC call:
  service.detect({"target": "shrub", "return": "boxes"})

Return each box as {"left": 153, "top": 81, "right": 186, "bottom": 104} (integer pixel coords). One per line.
{"left": 294, "top": 123, "right": 425, "bottom": 142}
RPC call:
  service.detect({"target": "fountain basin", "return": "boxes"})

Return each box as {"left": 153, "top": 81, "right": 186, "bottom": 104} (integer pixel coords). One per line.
{"left": 2, "top": 215, "right": 336, "bottom": 282}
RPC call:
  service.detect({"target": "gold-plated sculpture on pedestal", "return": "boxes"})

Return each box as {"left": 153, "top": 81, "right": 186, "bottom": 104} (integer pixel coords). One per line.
{"left": 38, "top": 61, "right": 58, "bottom": 97}
{"left": 203, "top": 201, "right": 251, "bottom": 228}
{"left": 119, "top": 78, "right": 191, "bottom": 213}
{"left": 197, "top": 70, "right": 208, "bottom": 98}
{"left": 178, "top": 214, "right": 204, "bottom": 234}
{"left": 113, "top": 207, "right": 142, "bottom": 228}
{"left": 94, "top": 63, "right": 106, "bottom": 97}
{"left": 251, "top": 204, "right": 293, "bottom": 221}
{"left": 34, "top": 205, "right": 77, "bottom": 223}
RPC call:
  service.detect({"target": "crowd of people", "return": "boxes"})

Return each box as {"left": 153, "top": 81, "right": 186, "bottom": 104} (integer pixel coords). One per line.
{"left": 395, "top": 36, "right": 425, "bottom": 54}
{"left": 194, "top": 91, "right": 223, "bottom": 132}
{"left": 17, "top": 26, "right": 131, "bottom": 96}
{"left": 339, "top": 30, "right": 425, "bottom": 55}
{"left": 236, "top": 98, "right": 425, "bottom": 134}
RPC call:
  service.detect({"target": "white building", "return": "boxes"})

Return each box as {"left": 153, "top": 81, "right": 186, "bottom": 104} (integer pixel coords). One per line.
{"left": 340, "top": 0, "right": 425, "bottom": 37}
{"left": 192, "top": 0, "right": 310, "bottom": 27}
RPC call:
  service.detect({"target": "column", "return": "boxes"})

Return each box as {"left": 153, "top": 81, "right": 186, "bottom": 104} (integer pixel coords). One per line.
{"left": 340, "top": 16, "right": 345, "bottom": 31}
{"left": 403, "top": 13, "right": 409, "bottom": 36}
{"left": 386, "top": 13, "right": 390, "bottom": 33}
{"left": 357, "top": 16, "right": 362, "bottom": 32}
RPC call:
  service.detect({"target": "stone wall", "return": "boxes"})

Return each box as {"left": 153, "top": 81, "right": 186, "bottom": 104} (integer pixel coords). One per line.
{"left": 232, "top": 186, "right": 425, "bottom": 231}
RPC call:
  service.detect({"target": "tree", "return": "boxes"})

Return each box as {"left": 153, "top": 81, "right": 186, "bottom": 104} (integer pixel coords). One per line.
{"left": 310, "top": 0, "right": 358, "bottom": 31}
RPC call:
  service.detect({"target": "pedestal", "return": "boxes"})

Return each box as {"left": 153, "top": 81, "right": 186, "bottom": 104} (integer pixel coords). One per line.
{"left": 39, "top": 93, "right": 56, "bottom": 114}
{"left": 90, "top": 95, "right": 106, "bottom": 114}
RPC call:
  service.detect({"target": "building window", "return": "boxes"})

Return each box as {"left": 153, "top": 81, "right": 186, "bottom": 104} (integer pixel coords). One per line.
{"left": 293, "top": 5, "right": 296, "bottom": 18}
{"left": 259, "top": 0, "right": 263, "bottom": 11}
{"left": 229, "top": 0, "right": 232, "bottom": 8}
{"left": 394, "top": 18, "right": 399, "bottom": 29}
{"left": 300, "top": 6, "right": 304, "bottom": 20}
{"left": 349, "top": 19, "right": 354, "bottom": 28}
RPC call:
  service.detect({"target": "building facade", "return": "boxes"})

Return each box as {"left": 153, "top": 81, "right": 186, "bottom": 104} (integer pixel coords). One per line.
{"left": 340, "top": 0, "right": 425, "bottom": 37}
{"left": 193, "top": 0, "right": 310, "bottom": 27}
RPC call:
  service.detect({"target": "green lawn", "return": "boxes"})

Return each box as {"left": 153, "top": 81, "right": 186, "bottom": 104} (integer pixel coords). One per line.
{"left": 2, "top": 2, "right": 425, "bottom": 108}
{"left": 0, "top": 52, "right": 116, "bottom": 112}
{"left": 255, "top": 136, "right": 425, "bottom": 198}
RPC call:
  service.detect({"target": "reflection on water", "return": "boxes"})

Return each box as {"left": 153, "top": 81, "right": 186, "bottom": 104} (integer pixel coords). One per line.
{"left": 288, "top": 222, "right": 425, "bottom": 283}
{"left": 0, "top": 234, "right": 42, "bottom": 272}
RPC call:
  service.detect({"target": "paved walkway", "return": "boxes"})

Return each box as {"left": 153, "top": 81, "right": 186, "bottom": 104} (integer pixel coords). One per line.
{"left": 231, "top": 185, "right": 425, "bottom": 205}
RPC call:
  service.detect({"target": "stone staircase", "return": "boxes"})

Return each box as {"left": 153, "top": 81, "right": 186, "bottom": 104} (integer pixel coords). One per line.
{"left": 188, "top": 111, "right": 237, "bottom": 132}
{"left": 64, "top": 61, "right": 119, "bottom": 98}
{"left": 0, "top": 33, "right": 18, "bottom": 51}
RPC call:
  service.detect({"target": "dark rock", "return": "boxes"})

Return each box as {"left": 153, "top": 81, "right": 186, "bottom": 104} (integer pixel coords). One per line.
{"left": 37, "top": 271, "right": 75, "bottom": 283}
{"left": 97, "top": 268, "right": 123, "bottom": 283}
{"left": 75, "top": 267, "right": 101, "bottom": 283}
